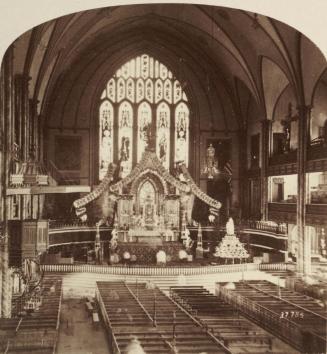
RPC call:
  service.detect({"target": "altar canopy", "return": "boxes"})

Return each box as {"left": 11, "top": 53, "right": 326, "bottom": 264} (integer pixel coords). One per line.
{"left": 73, "top": 148, "right": 222, "bottom": 242}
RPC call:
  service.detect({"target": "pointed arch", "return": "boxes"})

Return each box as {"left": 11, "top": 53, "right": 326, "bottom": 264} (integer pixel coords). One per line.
{"left": 98, "top": 53, "right": 190, "bottom": 179}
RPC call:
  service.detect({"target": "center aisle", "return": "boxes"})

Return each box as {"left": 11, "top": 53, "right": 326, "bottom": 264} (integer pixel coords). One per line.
{"left": 56, "top": 299, "right": 110, "bottom": 354}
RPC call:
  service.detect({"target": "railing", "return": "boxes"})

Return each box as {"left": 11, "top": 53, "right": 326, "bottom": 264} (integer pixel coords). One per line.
{"left": 5, "top": 337, "right": 56, "bottom": 351}
{"left": 242, "top": 220, "right": 287, "bottom": 235}
{"left": 48, "top": 218, "right": 290, "bottom": 237}
{"left": 124, "top": 282, "right": 154, "bottom": 324}
{"left": 56, "top": 286, "right": 63, "bottom": 331}
{"left": 41, "top": 262, "right": 262, "bottom": 276}
{"left": 47, "top": 160, "right": 79, "bottom": 185}
{"left": 49, "top": 219, "right": 97, "bottom": 230}
{"left": 95, "top": 287, "right": 121, "bottom": 354}
{"left": 216, "top": 284, "right": 326, "bottom": 353}
{"left": 246, "top": 281, "right": 327, "bottom": 321}
{"left": 258, "top": 262, "right": 289, "bottom": 271}
{"left": 41, "top": 262, "right": 293, "bottom": 276}
{"left": 168, "top": 289, "right": 232, "bottom": 354}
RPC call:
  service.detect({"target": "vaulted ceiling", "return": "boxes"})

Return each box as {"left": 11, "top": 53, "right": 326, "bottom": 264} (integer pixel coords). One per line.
{"left": 10, "top": 4, "right": 327, "bottom": 130}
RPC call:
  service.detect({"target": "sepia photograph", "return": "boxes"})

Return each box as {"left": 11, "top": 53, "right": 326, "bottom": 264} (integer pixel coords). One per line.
{"left": 0, "top": 1, "right": 326, "bottom": 353}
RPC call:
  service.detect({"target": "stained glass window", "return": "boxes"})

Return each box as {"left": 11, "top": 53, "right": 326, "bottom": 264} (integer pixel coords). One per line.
{"left": 99, "top": 54, "right": 190, "bottom": 180}
{"left": 99, "top": 100, "right": 114, "bottom": 180}
{"left": 118, "top": 101, "right": 133, "bottom": 178}
{"left": 156, "top": 102, "right": 170, "bottom": 169}
{"left": 137, "top": 102, "right": 152, "bottom": 162}
{"left": 175, "top": 102, "right": 189, "bottom": 167}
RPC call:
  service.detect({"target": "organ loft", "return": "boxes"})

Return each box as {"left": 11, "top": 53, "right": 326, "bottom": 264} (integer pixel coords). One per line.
{"left": 0, "top": 3, "right": 326, "bottom": 354}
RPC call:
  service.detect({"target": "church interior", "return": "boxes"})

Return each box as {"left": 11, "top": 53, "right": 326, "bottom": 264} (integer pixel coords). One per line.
{"left": 0, "top": 3, "right": 326, "bottom": 354}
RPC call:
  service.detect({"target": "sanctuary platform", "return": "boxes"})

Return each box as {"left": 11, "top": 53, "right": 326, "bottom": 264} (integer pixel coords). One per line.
{"left": 71, "top": 147, "right": 222, "bottom": 266}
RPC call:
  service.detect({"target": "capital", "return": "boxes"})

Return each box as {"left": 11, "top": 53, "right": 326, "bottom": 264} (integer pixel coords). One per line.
{"left": 296, "top": 105, "right": 312, "bottom": 116}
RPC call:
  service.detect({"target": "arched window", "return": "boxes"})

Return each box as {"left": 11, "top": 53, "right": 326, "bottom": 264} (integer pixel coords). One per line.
{"left": 118, "top": 101, "right": 133, "bottom": 178}
{"left": 99, "top": 54, "right": 189, "bottom": 180}
{"left": 156, "top": 102, "right": 170, "bottom": 169}
{"left": 137, "top": 102, "right": 152, "bottom": 162}
{"left": 175, "top": 102, "right": 189, "bottom": 167}
{"left": 99, "top": 101, "right": 114, "bottom": 180}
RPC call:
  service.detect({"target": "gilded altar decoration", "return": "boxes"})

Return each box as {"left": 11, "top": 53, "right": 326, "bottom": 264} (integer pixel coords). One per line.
{"left": 179, "top": 164, "right": 222, "bottom": 211}
{"left": 214, "top": 217, "right": 249, "bottom": 262}
{"left": 73, "top": 148, "right": 222, "bottom": 246}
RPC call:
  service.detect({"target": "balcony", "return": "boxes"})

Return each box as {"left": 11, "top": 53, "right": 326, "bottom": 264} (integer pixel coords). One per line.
{"left": 269, "top": 150, "right": 297, "bottom": 166}
{"left": 242, "top": 220, "right": 287, "bottom": 235}
{"left": 268, "top": 203, "right": 296, "bottom": 223}
{"left": 306, "top": 204, "right": 327, "bottom": 225}
{"left": 308, "top": 141, "right": 327, "bottom": 161}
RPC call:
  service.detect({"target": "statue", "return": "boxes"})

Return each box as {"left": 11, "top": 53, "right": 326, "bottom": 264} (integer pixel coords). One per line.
{"left": 175, "top": 129, "right": 187, "bottom": 162}
{"left": 204, "top": 143, "right": 218, "bottom": 179}
{"left": 101, "top": 129, "right": 111, "bottom": 164}
{"left": 120, "top": 136, "right": 130, "bottom": 161}
{"left": 159, "top": 135, "right": 167, "bottom": 163}
{"left": 156, "top": 250, "right": 167, "bottom": 265}
{"left": 281, "top": 120, "right": 291, "bottom": 152}
{"left": 183, "top": 234, "right": 194, "bottom": 250}
{"left": 110, "top": 228, "right": 118, "bottom": 251}
{"left": 226, "top": 217, "right": 235, "bottom": 235}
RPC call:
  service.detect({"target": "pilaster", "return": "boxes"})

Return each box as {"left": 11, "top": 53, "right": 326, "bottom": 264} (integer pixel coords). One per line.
{"left": 1, "top": 47, "right": 14, "bottom": 318}
{"left": 260, "top": 119, "right": 272, "bottom": 220}
{"left": 296, "top": 105, "right": 311, "bottom": 275}
{"left": 238, "top": 128, "right": 247, "bottom": 219}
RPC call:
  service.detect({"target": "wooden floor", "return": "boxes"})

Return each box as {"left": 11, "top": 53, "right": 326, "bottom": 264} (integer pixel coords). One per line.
{"left": 56, "top": 298, "right": 110, "bottom": 354}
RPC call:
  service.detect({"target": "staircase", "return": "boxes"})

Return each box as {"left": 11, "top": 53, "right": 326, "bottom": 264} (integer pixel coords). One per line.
{"left": 44, "top": 272, "right": 224, "bottom": 299}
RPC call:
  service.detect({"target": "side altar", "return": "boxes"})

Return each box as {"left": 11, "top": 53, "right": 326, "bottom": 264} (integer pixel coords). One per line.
{"left": 73, "top": 146, "right": 222, "bottom": 263}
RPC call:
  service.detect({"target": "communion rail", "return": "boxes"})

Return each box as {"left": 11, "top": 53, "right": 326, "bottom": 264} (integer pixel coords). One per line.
{"left": 40, "top": 262, "right": 291, "bottom": 276}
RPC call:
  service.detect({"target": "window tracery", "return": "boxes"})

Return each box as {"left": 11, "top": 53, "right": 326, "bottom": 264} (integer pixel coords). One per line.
{"left": 99, "top": 54, "right": 190, "bottom": 180}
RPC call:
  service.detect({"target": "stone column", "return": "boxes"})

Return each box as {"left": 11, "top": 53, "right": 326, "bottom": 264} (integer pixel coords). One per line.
{"left": 238, "top": 128, "right": 247, "bottom": 220}
{"left": 296, "top": 105, "right": 311, "bottom": 275}
{"left": 1, "top": 47, "right": 14, "bottom": 318}
{"left": 260, "top": 120, "right": 272, "bottom": 220}
{"left": 14, "top": 74, "right": 30, "bottom": 160}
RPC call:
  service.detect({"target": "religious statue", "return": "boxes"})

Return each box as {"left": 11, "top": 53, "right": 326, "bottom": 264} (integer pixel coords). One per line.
{"left": 175, "top": 129, "right": 187, "bottom": 162}
{"left": 184, "top": 234, "right": 193, "bottom": 250}
{"left": 226, "top": 217, "right": 235, "bottom": 235}
{"left": 120, "top": 137, "right": 130, "bottom": 161}
{"left": 110, "top": 228, "right": 118, "bottom": 251}
{"left": 156, "top": 250, "right": 167, "bottom": 265}
{"left": 203, "top": 143, "right": 218, "bottom": 179}
{"left": 281, "top": 102, "right": 293, "bottom": 153}
{"left": 159, "top": 135, "right": 167, "bottom": 163}
{"left": 101, "top": 129, "right": 111, "bottom": 163}
{"left": 281, "top": 120, "right": 291, "bottom": 153}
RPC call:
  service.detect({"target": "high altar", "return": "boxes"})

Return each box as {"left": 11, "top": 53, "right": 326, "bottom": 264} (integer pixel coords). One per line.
{"left": 106, "top": 149, "right": 190, "bottom": 244}
{"left": 114, "top": 172, "right": 180, "bottom": 243}
{"left": 73, "top": 146, "right": 222, "bottom": 261}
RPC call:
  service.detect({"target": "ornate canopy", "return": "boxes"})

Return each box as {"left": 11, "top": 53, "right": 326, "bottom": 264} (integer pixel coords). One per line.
{"left": 73, "top": 148, "right": 221, "bottom": 221}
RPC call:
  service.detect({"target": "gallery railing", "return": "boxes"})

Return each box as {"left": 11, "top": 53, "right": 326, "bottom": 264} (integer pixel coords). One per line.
{"left": 48, "top": 218, "right": 288, "bottom": 235}
{"left": 48, "top": 219, "right": 96, "bottom": 230}
{"left": 241, "top": 220, "right": 287, "bottom": 235}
